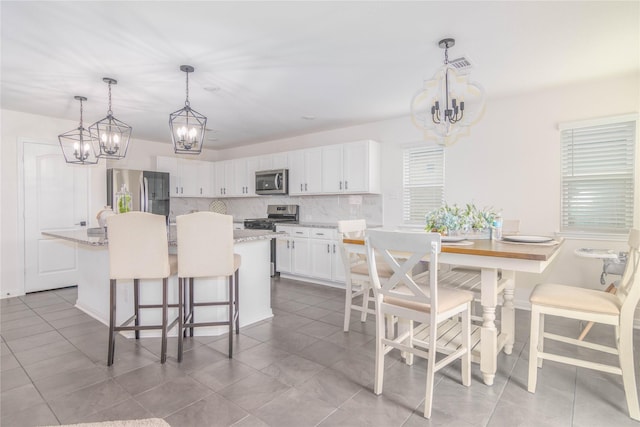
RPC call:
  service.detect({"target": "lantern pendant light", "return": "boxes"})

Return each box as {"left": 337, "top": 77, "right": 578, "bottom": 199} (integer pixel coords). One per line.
{"left": 169, "top": 65, "right": 207, "bottom": 154}
{"left": 58, "top": 96, "right": 99, "bottom": 165}
{"left": 89, "top": 77, "right": 132, "bottom": 160}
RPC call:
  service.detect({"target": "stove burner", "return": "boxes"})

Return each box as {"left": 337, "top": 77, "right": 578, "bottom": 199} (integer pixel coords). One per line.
{"left": 243, "top": 204, "right": 299, "bottom": 231}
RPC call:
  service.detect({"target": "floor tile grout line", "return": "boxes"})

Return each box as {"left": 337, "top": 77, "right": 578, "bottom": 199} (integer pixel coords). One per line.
{"left": 0, "top": 301, "right": 65, "bottom": 426}
{"left": 483, "top": 338, "right": 527, "bottom": 427}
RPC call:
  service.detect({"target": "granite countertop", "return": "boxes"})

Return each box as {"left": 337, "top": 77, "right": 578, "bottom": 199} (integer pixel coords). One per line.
{"left": 43, "top": 228, "right": 281, "bottom": 247}
{"left": 285, "top": 222, "right": 383, "bottom": 229}
{"left": 288, "top": 222, "right": 337, "bottom": 229}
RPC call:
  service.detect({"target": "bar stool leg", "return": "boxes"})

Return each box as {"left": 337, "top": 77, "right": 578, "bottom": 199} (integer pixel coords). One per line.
{"left": 189, "top": 278, "right": 195, "bottom": 337}
{"left": 108, "top": 279, "right": 117, "bottom": 366}
{"left": 235, "top": 269, "right": 240, "bottom": 334}
{"left": 228, "top": 275, "right": 233, "bottom": 358}
{"left": 178, "top": 277, "right": 184, "bottom": 363}
{"left": 161, "top": 278, "right": 168, "bottom": 364}
{"left": 134, "top": 279, "right": 140, "bottom": 340}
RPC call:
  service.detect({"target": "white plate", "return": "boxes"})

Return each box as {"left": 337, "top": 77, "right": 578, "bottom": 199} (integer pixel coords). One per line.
{"left": 502, "top": 235, "right": 553, "bottom": 243}
{"left": 441, "top": 236, "right": 467, "bottom": 242}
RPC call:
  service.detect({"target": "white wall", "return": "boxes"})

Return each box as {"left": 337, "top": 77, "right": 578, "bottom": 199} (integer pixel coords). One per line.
{"left": 0, "top": 110, "right": 217, "bottom": 298}
{"left": 214, "top": 72, "right": 640, "bottom": 306}
{"left": 2, "top": 72, "right": 639, "bottom": 304}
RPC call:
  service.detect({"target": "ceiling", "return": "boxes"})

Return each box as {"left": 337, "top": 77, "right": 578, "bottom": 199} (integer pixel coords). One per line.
{"left": 1, "top": 1, "right": 638, "bottom": 149}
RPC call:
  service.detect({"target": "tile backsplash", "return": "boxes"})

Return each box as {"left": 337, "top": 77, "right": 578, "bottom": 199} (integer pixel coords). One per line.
{"left": 170, "top": 194, "right": 383, "bottom": 225}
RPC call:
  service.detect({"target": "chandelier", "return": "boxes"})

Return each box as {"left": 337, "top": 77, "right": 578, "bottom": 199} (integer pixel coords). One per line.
{"left": 58, "top": 96, "right": 98, "bottom": 165}
{"left": 169, "top": 65, "right": 207, "bottom": 154}
{"left": 89, "top": 77, "right": 132, "bottom": 160}
{"left": 411, "top": 38, "right": 485, "bottom": 146}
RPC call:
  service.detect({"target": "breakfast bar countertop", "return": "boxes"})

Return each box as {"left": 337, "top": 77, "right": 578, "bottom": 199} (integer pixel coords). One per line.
{"left": 43, "top": 228, "right": 281, "bottom": 247}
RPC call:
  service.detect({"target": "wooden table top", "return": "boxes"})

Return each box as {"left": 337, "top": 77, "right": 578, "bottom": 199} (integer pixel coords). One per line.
{"left": 343, "top": 237, "right": 563, "bottom": 262}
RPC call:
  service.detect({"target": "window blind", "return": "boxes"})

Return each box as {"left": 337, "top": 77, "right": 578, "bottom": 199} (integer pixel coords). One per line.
{"left": 560, "top": 119, "right": 636, "bottom": 234}
{"left": 403, "top": 146, "right": 444, "bottom": 223}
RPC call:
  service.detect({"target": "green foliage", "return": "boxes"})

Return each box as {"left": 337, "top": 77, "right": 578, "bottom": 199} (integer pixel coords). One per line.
{"left": 425, "top": 203, "right": 497, "bottom": 234}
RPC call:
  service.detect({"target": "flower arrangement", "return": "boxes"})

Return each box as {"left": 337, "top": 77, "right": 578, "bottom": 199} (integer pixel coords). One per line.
{"left": 425, "top": 203, "right": 498, "bottom": 235}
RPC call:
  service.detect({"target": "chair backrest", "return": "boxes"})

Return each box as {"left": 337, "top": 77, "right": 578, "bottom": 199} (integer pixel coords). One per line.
{"left": 616, "top": 229, "right": 640, "bottom": 319}
{"left": 107, "top": 212, "right": 170, "bottom": 280}
{"left": 365, "top": 229, "right": 441, "bottom": 313}
{"left": 176, "top": 211, "right": 234, "bottom": 278}
{"left": 338, "top": 219, "right": 367, "bottom": 268}
{"left": 338, "top": 219, "right": 367, "bottom": 239}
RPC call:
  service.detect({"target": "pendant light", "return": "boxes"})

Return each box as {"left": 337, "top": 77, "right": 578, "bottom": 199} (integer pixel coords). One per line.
{"left": 169, "top": 65, "right": 207, "bottom": 154}
{"left": 58, "top": 96, "right": 99, "bottom": 165}
{"left": 89, "top": 77, "right": 132, "bottom": 160}
{"left": 411, "top": 38, "right": 485, "bottom": 146}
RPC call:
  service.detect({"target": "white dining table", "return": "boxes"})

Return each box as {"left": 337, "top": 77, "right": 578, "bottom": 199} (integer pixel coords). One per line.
{"left": 343, "top": 235, "right": 563, "bottom": 386}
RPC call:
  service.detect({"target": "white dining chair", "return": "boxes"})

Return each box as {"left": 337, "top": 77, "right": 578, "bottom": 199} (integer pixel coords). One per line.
{"left": 106, "top": 212, "right": 178, "bottom": 365}
{"left": 338, "top": 219, "right": 394, "bottom": 332}
{"left": 528, "top": 228, "right": 640, "bottom": 421}
{"left": 365, "top": 229, "right": 473, "bottom": 418}
{"left": 176, "top": 211, "right": 240, "bottom": 361}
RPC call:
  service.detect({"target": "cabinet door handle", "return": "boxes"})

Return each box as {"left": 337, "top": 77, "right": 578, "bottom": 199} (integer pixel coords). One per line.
{"left": 287, "top": 240, "right": 290, "bottom": 249}
{"left": 176, "top": 187, "right": 179, "bottom": 194}
{"left": 327, "top": 244, "right": 330, "bottom": 253}
{"left": 345, "top": 181, "right": 348, "bottom": 190}
{"left": 180, "top": 187, "right": 183, "bottom": 194}
{"left": 317, "top": 233, "right": 324, "bottom": 236}
{"left": 200, "top": 188, "right": 203, "bottom": 194}
{"left": 292, "top": 241, "right": 295, "bottom": 249}
{"left": 333, "top": 244, "right": 336, "bottom": 253}
{"left": 300, "top": 184, "right": 303, "bottom": 191}
{"left": 339, "top": 181, "right": 342, "bottom": 190}
{"left": 305, "top": 183, "right": 308, "bottom": 191}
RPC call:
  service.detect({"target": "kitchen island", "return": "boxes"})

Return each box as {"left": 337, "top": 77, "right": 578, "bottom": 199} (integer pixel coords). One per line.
{"left": 42, "top": 228, "right": 278, "bottom": 337}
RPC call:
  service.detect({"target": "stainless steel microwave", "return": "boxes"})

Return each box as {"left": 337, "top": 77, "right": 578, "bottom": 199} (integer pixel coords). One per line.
{"left": 255, "top": 169, "right": 288, "bottom": 195}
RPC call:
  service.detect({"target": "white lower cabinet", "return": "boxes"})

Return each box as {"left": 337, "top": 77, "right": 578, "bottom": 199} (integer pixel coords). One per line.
{"left": 276, "top": 225, "right": 344, "bottom": 286}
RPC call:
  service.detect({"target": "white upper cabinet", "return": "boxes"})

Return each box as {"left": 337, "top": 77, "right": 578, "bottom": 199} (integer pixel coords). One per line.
{"left": 289, "top": 147, "right": 323, "bottom": 195}
{"left": 321, "top": 140, "right": 380, "bottom": 194}
{"left": 214, "top": 160, "right": 234, "bottom": 197}
{"left": 257, "top": 152, "right": 288, "bottom": 171}
{"left": 158, "top": 140, "right": 379, "bottom": 199}
{"left": 157, "top": 156, "right": 214, "bottom": 198}
{"left": 234, "top": 157, "right": 260, "bottom": 197}
{"left": 272, "top": 152, "right": 289, "bottom": 169}
{"left": 321, "top": 144, "right": 344, "bottom": 193}
{"left": 156, "top": 156, "right": 180, "bottom": 197}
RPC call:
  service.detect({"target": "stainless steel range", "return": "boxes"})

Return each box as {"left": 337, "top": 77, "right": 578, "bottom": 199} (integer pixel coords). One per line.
{"left": 244, "top": 204, "right": 299, "bottom": 231}
{"left": 244, "top": 205, "right": 299, "bottom": 276}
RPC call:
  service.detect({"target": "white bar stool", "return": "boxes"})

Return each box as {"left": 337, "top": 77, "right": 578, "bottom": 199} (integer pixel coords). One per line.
{"left": 176, "top": 212, "right": 240, "bottom": 361}
{"left": 106, "top": 212, "right": 179, "bottom": 366}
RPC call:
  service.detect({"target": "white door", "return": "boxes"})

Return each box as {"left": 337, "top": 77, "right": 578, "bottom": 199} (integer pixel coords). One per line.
{"left": 24, "top": 142, "right": 89, "bottom": 292}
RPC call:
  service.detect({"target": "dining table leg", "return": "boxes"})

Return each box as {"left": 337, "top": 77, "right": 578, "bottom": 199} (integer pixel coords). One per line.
{"left": 501, "top": 270, "right": 516, "bottom": 355}
{"left": 480, "top": 267, "right": 499, "bottom": 386}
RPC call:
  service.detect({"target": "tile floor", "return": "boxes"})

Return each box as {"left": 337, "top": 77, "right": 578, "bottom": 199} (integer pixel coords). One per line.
{"left": 2, "top": 277, "right": 640, "bottom": 426}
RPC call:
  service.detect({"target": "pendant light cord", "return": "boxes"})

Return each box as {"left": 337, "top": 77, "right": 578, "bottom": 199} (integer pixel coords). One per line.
{"left": 107, "top": 81, "right": 113, "bottom": 116}
{"left": 185, "top": 70, "right": 190, "bottom": 107}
